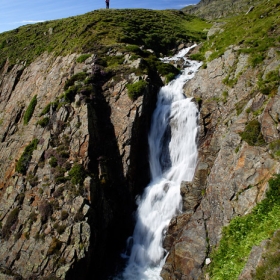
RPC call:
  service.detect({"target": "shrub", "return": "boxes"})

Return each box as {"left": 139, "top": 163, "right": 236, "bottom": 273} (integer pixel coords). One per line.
{"left": 15, "top": 139, "right": 39, "bottom": 175}
{"left": 64, "top": 72, "right": 87, "bottom": 90}
{"left": 23, "top": 95, "right": 37, "bottom": 125}
{"left": 39, "top": 103, "right": 51, "bottom": 116}
{"left": 56, "top": 224, "right": 66, "bottom": 235}
{"left": 61, "top": 211, "right": 69, "bottom": 221}
{"left": 126, "top": 80, "right": 148, "bottom": 100}
{"left": 64, "top": 86, "right": 79, "bottom": 103}
{"left": 2, "top": 208, "right": 20, "bottom": 240}
{"left": 269, "top": 139, "right": 280, "bottom": 157}
{"left": 37, "top": 117, "right": 49, "bottom": 128}
{"left": 47, "top": 238, "right": 62, "bottom": 256}
{"left": 76, "top": 54, "right": 91, "bottom": 63}
{"left": 69, "top": 163, "right": 86, "bottom": 185}
{"left": 27, "top": 172, "right": 39, "bottom": 187}
{"left": 49, "top": 156, "right": 58, "bottom": 168}
{"left": 239, "top": 119, "right": 265, "bottom": 146}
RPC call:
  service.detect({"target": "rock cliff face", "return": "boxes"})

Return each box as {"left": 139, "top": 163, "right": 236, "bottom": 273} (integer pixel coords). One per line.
{"left": 184, "top": 0, "right": 262, "bottom": 19}
{"left": 161, "top": 38, "right": 280, "bottom": 278}
{"left": 0, "top": 49, "right": 159, "bottom": 279}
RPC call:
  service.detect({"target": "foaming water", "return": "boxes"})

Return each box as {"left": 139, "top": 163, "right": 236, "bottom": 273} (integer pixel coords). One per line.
{"left": 118, "top": 46, "right": 201, "bottom": 280}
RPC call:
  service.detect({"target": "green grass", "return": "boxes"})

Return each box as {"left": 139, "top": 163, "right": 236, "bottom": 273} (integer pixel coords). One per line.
{"left": 0, "top": 9, "right": 209, "bottom": 69}
{"left": 15, "top": 139, "right": 39, "bottom": 174}
{"left": 239, "top": 119, "right": 265, "bottom": 146}
{"left": 209, "top": 174, "right": 280, "bottom": 280}
{"left": 23, "top": 95, "right": 37, "bottom": 125}
{"left": 200, "top": 0, "right": 280, "bottom": 64}
{"left": 126, "top": 79, "right": 148, "bottom": 100}
{"left": 255, "top": 230, "right": 280, "bottom": 280}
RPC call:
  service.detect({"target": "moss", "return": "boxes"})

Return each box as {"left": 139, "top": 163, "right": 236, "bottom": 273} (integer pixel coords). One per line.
{"left": 269, "top": 139, "right": 280, "bottom": 158}
{"left": 37, "top": 117, "right": 49, "bottom": 127}
{"left": 69, "top": 163, "right": 86, "bottom": 185}
{"left": 15, "top": 139, "right": 39, "bottom": 174}
{"left": 64, "top": 72, "right": 87, "bottom": 90}
{"left": 76, "top": 54, "right": 91, "bottom": 63}
{"left": 126, "top": 79, "right": 148, "bottom": 100}
{"left": 49, "top": 156, "right": 58, "bottom": 168}
{"left": 240, "top": 119, "right": 265, "bottom": 146}
{"left": 23, "top": 95, "right": 37, "bottom": 125}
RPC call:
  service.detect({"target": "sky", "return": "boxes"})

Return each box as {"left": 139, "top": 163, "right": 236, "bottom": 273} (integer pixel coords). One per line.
{"left": 0, "top": 0, "right": 199, "bottom": 33}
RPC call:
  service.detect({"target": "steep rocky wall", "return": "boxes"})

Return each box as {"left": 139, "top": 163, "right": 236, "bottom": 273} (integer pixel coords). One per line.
{"left": 0, "top": 49, "right": 159, "bottom": 279}
{"left": 161, "top": 43, "right": 280, "bottom": 279}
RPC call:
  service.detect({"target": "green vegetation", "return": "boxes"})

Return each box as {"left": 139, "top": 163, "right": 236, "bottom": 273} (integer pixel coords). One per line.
{"left": 76, "top": 53, "right": 91, "bottom": 63}
{"left": 15, "top": 139, "right": 39, "bottom": 174}
{"left": 37, "top": 117, "right": 49, "bottom": 128}
{"left": 258, "top": 69, "right": 280, "bottom": 96}
{"left": 47, "top": 238, "right": 62, "bottom": 256}
{"left": 23, "top": 95, "right": 37, "bottom": 125}
{"left": 240, "top": 119, "right": 265, "bottom": 146}
{"left": 126, "top": 80, "right": 148, "bottom": 100}
{"left": 200, "top": 0, "right": 280, "bottom": 65}
{"left": 209, "top": 174, "right": 280, "bottom": 279}
{"left": 255, "top": 230, "right": 280, "bottom": 280}
{"left": 68, "top": 163, "right": 86, "bottom": 185}
{"left": 0, "top": 9, "right": 209, "bottom": 68}
{"left": 269, "top": 139, "right": 280, "bottom": 158}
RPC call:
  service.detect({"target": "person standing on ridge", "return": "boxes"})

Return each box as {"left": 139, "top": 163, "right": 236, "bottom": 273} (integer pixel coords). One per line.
{"left": 105, "top": 0, "right": 109, "bottom": 9}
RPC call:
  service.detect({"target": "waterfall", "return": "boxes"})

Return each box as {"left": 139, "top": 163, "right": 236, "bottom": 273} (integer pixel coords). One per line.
{"left": 119, "top": 46, "right": 201, "bottom": 280}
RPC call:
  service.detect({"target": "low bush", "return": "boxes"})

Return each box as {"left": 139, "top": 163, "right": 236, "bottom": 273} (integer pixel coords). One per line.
{"left": 23, "top": 95, "right": 37, "bottom": 125}
{"left": 64, "top": 72, "right": 87, "bottom": 90}
{"left": 76, "top": 54, "right": 91, "bottom": 63}
{"left": 69, "top": 163, "right": 86, "bottom": 185}
{"left": 15, "top": 139, "right": 39, "bottom": 175}
{"left": 47, "top": 238, "right": 62, "bottom": 256}
{"left": 37, "top": 117, "right": 49, "bottom": 128}
{"left": 239, "top": 120, "right": 265, "bottom": 146}
{"left": 269, "top": 139, "right": 280, "bottom": 157}
{"left": 126, "top": 79, "right": 148, "bottom": 100}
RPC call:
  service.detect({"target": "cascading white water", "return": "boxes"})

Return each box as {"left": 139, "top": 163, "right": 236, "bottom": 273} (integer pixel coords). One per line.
{"left": 120, "top": 46, "right": 202, "bottom": 280}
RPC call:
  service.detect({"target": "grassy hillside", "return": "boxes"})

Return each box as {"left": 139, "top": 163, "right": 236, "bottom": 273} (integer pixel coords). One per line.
{"left": 199, "top": 0, "right": 280, "bottom": 65}
{"left": 0, "top": 9, "right": 211, "bottom": 68}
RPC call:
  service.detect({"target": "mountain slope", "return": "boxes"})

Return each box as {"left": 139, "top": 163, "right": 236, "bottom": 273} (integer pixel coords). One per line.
{"left": 183, "top": 0, "right": 263, "bottom": 20}
{"left": 0, "top": 9, "right": 209, "bottom": 280}
{"left": 162, "top": 0, "right": 280, "bottom": 279}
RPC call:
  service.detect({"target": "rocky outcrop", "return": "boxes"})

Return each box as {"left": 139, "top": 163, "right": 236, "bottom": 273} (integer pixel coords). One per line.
{"left": 0, "top": 48, "right": 159, "bottom": 279}
{"left": 161, "top": 42, "right": 280, "bottom": 279}
{"left": 183, "top": 0, "right": 263, "bottom": 20}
